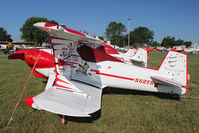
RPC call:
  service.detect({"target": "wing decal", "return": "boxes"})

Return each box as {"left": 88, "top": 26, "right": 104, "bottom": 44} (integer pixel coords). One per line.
{"left": 54, "top": 74, "right": 81, "bottom": 91}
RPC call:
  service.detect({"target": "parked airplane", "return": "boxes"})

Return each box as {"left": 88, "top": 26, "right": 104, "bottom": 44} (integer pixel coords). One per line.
{"left": 9, "top": 22, "right": 191, "bottom": 122}
{"left": 110, "top": 47, "right": 147, "bottom": 67}
{"left": 0, "top": 41, "right": 12, "bottom": 50}
{"left": 183, "top": 47, "right": 199, "bottom": 53}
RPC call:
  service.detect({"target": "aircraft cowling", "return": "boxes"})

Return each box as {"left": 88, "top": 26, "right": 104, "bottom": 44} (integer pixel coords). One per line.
{"left": 8, "top": 49, "right": 55, "bottom": 78}
{"left": 23, "top": 49, "right": 54, "bottom": 69}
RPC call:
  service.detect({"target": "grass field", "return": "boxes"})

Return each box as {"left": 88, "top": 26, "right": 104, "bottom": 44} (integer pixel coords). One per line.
{"left": 0, "top": 51, "right": 199, "bottom": 133}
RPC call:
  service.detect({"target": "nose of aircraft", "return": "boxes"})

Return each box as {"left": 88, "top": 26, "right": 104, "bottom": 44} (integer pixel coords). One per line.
{"left": 23, "top": 49, "right": 41, "bottom": 68}
{"left": 8, "top": 49, "right": 55, "bottom": 78}
{"left": 9, "top": 49, "right": 54, "bottom": 69}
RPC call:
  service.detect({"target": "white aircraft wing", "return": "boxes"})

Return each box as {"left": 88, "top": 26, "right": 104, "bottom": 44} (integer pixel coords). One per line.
{"left": 33, "top": 80, "right": 102, "bottom": 117}
{"left": 34, "top": 22, "right": 106, "bottom": 45}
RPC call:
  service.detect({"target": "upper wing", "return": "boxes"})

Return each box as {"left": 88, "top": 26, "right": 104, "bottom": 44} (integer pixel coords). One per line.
{"left": 34, "top": 22, "right": 106, "bottom": 45}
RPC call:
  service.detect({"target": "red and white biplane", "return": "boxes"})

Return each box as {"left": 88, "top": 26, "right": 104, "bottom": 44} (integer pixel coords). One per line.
{"left": 9, "top": 22, "right": 190, "bottom": 120}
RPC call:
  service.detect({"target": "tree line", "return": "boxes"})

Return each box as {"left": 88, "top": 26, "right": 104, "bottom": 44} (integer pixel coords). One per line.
{"left": 0, "top": 17, "right": 192, "bottom": 48}
{"left": 105, "top": 21, "right": 192, "bottom": 48}
{"left": 0, "top": 28, "right": 13, "bottom": 42}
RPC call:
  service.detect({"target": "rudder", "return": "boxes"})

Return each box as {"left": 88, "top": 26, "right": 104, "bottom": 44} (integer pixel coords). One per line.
{"left": 158, "top": 51, "right": 188, "bottom": 87}
{"left": 130, "top": 48, "right": 148, "bottom": 67}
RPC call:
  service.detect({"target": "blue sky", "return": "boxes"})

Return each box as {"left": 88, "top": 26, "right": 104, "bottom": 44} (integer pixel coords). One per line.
{"left": 0, "top": 0, "right": 198, "bottom": 44}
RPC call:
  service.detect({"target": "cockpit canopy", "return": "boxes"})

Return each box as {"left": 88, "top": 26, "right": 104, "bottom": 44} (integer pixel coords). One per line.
{"left": 77, "top": 45, "right": 122, "bottom": 63}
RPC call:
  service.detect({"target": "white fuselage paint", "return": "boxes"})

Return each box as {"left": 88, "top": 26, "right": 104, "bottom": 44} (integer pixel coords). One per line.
{"left": 34, "top": 50, "right": 186, "bottom": 95}
{"left": 86, "top": 61, "right": 186, "bottom": 94}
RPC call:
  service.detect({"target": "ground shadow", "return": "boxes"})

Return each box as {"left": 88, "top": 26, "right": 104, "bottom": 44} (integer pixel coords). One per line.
{"left": 3, "top": 88, "right": 181, "bottom": 126}
{"left": 102, "top": 87, "right": 181, "bottom": 101}
{"left": 38, "top": 81, "right": 181, "bottom": 124}
{"left": 58, "top": 87, "right": 181, "bottom": 124}
{"left": 58, "top": 109, "right": 101, "bottom": 124}
{"left": 42, "top": 80, "right": 48, "bottom": 84}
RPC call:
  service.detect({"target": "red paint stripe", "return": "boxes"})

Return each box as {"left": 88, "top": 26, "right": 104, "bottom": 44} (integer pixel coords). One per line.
{"left": 138, "top": 50, "right": 169, "bottom": 71}
{"left": 90, "top": 69, "right": 134, "bottom": 81}
{"left": 158, "top": 77, "right": 183, "bottom": 87}
{"left": 181, "top": 86, "right": 192, "bottom": 89}
{"left": 56, "top": 73, "right": 71, "bottom": 84}
{"left": 62, "top": 27, "right": 86, "bottom": 37}
{"left": 54, "top": 83, "right": 73, "bottom": 89}
{"left": 157, "top": 51, "right": 170, "bottom": 70}
{"left": 184, "top": 88, "right": 188, "bottom": 95}
{"left": 99, "top": 72, "right": 134, "bottom": 81}
{"left": 45, "top": 23, "right": 57, "bottom": 27}
{"left": 33, "top": 69, "right": 48, "bottom": 79}
{"left": 55, "top": 78, "right": 71, "bottom": 85}
{"left": 50, "top": 25, "right": 86, "bottom": 37}
{"left": 90, "top": 69, "right": 100, "bottom": 73}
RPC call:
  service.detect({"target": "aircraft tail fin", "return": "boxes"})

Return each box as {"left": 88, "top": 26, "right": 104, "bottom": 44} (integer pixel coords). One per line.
{"left": 157, "top": 51, "right": 188, "bottom": 87}
{"left": 130, "top": 48, "right": 148, "bottom": 67}
{"left": 125, "top": 48, "right": 136, "bottom": 56}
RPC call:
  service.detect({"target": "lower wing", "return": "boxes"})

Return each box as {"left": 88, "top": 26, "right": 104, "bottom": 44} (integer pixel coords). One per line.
{"left": 28, "top": 80, "right": 102, "bottom": 117}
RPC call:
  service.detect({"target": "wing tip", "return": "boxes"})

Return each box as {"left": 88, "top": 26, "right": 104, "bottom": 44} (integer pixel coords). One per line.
{"left": 33, "top": 22, "right": 46, "bottom": 28}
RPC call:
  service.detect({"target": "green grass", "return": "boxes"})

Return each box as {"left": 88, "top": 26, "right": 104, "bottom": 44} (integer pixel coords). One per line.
{"left": 0, "top": 51, "right": 199, "bottom": 133}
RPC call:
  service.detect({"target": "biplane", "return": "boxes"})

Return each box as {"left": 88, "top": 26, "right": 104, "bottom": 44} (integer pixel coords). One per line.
{"left": 9, "top": 22, "right": 190, "bottom": 120}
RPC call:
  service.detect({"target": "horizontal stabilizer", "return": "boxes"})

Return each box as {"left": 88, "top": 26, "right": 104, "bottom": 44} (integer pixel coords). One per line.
{"left": 130, "top": 58, "right": 144, "bottom": 63}
{"left": 151, "top": 75, "right": 184, "bottom": 88}
{"left": 33, "top": 80, "right": 102, "bottom": 117}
